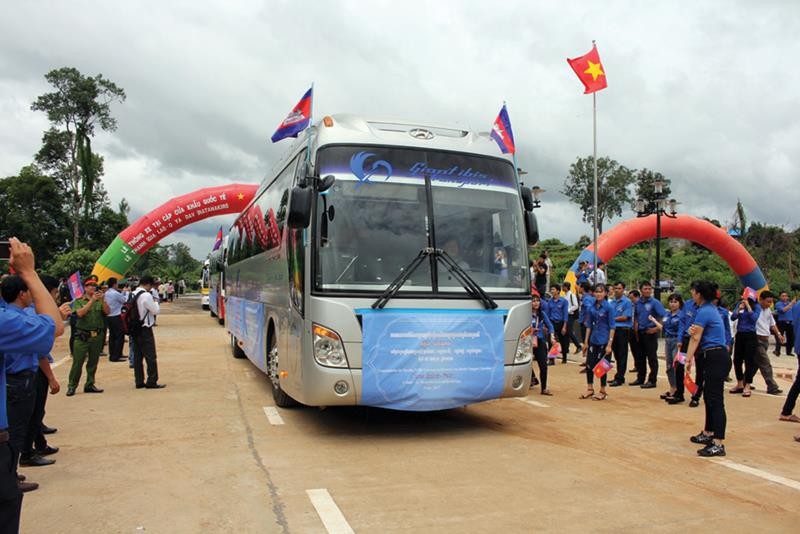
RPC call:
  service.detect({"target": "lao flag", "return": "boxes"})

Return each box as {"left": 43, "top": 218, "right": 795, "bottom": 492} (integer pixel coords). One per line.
{"left": 67, "top": 271, "right": 84, "bottom": 300}
{"left": 548, "top": 342, "right": 561, "bottom": 359}
{"left": 271, "top": 87, "right": 313, "bottom": 143}
{"left": 593, "top": 357, "right": 613, "bottom": 378}
{"left": 212, "top": 227, "right": 223, "bottom": 251}
{"left": 674, "top": 351, "right": 686, "bottom": 368}
{"left": 742, "top": 287, "right": 758, "bottom": 301}
{"left": 490, "top": 105, "right": 515, "bottom": 154}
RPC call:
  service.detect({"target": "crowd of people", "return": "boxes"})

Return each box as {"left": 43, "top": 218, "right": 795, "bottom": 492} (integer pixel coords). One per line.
{"left": 0, "top": 238, "right": 169, "bottom": 533}
{"left": 529, "top": 267, "right": 800, "bottom": 457}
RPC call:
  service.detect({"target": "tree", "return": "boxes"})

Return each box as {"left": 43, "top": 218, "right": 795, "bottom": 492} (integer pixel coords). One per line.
{"left": 31, "top": 67, "right": 126, "bottom": 249}
{"left": 633, "top": 168, "right": 671, "bottom": 204}
{"left": 45, "top": 248, "right": 101, "bottom": 279}
{"left": 561, "top": 156, "right": 634, "bottom": 234}
{"left": 0, "top": 165, "right": 71, "bottom": 263}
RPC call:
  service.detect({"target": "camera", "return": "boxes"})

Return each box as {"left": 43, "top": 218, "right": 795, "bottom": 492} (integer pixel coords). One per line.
{"left": 791, "top": 282, "right": 800, "bottom": 292}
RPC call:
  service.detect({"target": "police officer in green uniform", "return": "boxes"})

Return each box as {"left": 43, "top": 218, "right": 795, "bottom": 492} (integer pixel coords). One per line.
{"left": 66, "top": 278, "right": 109, "bottom": 396}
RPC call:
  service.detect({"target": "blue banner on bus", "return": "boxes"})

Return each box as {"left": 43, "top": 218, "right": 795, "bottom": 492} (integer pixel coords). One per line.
{"left": 360, "top": 309, "right": 505, "bottom": 411}
{"left": 227, "top": 296, "right": 267, "bottom": 370}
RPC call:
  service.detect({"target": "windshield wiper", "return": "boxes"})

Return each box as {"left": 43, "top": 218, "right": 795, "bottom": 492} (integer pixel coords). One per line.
{"left": 371, "top": 248, "right": 498, "bottom": 310}
{"left": 372, "top": 248, "right": 432, "bottom": 309}
{"left": 437, "top": 249, "right": 498, "bottom": 310}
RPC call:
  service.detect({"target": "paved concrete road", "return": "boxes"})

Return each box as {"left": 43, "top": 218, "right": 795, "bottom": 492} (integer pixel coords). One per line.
{"left": 22, "top": 297, "right": 800, "bottom": 533}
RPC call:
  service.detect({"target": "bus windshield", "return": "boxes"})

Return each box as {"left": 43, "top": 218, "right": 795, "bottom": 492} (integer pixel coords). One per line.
{"left": 314, "top": 146, "right": 529, "bottom": 295}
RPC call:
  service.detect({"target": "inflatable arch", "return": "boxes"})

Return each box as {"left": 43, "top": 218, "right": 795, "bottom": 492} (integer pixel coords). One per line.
{"left": 92, "top": 183, "right": 258, "bottom": 282}
{"left": 564, "top": 214, "right": 768, "bottom": 293}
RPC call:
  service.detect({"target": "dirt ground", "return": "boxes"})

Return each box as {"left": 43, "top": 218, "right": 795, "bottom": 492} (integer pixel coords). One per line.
{"left": 20, "top": 295, "right": 800, "bottom": 533}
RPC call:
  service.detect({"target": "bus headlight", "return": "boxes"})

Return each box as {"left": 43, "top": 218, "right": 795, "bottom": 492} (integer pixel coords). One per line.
{"left": 313, "top": 324, "right": 349, "bottom": 368}
{"left": 514, "top": 326, "right": 533, "bottom": 364}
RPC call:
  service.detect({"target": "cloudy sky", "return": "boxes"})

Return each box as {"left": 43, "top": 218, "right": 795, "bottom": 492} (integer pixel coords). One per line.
{"left": 2, "top": 0, "right": 798, "bottom": 260}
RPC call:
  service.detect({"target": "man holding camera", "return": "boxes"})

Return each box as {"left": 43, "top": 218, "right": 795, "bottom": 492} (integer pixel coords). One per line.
{"left": 66, "top": 278, "right": 109, "bottom": 396}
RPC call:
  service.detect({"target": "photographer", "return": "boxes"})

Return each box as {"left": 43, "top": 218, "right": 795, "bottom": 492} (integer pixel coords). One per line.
{"left": 66, "top": 278, "right": 109, "bottom": 396}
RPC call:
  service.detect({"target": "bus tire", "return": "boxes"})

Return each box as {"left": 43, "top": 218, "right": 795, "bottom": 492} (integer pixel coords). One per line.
{"left": 231, "top": 334, "right": 246, "bottom": 359}
{"left": 267, "top": 332, "right": 298, "bottom": 407}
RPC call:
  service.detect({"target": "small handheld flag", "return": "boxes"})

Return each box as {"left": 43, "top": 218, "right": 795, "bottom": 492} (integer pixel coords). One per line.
{"left": 593, "top": 357, "right": 613, "bottom": 378}
{"left": 212, "top": 227, "right": 223, "bottom": 251}
{"left": 271, "top": 87, "right": 313, "bottom": 143}
{"left": 742, "top": 287, "right": 758, "bottom": 301}
{"left": 67, "top": 271, "right": 84, "bottom": 300}
{"left": 548, "top": 342, "right": 562, "bottom": 359}
{"left": 567, "top": 44, "right": 608, "bottom": 94}
{"left": 490, "top": 105, "right": 516, "bottom": 154}
{"left": 674, "top": 352, "right": 686, "bottom": 368}
{"left": 684, "top": 373, "right": 698, "bottom": 396}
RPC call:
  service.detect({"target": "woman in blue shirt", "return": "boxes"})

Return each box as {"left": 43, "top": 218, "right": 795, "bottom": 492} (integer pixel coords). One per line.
{"left": 530, "top": 293, "right": 555, "bottom": 396}
{"left": 581, "top": 284, "right": 615, "bottom": 400}
{"left": 730, "top": 293, "right": 760, "bottom": 397}
{"left": 685, "top": 281, "right": 731, "bottom": 457}
{"left": 660, "top": 293, "right": 684, "bottom": 404}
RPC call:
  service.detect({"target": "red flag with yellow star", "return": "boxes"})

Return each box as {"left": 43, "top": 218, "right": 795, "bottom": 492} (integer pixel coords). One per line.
{"left": 567, "top": 45, "right": 608, "bottom": 94}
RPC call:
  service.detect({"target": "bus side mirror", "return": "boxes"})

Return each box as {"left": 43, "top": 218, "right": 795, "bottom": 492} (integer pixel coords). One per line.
{"left": 520, "top": 186, "right": 534, "bottom": 212}
{"left": 317, "top": 174, "right": 335, "bottom": 192}
{"left": 524, "top": 211, "right": 539, "bottom": 246}
{"left": 288, "top": 185, "right": 313, "bottom": 229}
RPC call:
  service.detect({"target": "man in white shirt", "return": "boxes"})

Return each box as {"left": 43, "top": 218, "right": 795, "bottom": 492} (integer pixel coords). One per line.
{"left": 589, "top": 262, "right": 607, "bottom": 286}
{"left": 755, "top": 291, "right": 784, "bottom": 395}
{"left": 104, "top": 278, "right": 128, "bottom": 362}
{"left": 131, "top": 275, "right": 165, "bottom": 390}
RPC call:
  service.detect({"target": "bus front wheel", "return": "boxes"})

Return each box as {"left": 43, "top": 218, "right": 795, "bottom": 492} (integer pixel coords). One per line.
{"left": 267, "top": 338, "right": 298, "bottom": 408}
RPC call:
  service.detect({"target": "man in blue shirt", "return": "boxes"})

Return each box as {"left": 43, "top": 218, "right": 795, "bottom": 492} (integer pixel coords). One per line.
{"left": 632, "top": 281, "right": 667, "bottom": 388}
{"left": 775, "top": 292, "right": 796, "bottom": 356}
{"left": 609, "top": 282, "right": 633, "bottom": 386}
{"left": 0, "top": 238, "right": 64, "bottom": 533}
{"left": 779, "top": 297, "right": 800, "bottom": 436}
{"left": 104, "top": 277, "right": 128, "bottom": 362}
{"left": 548, "top": 285, "right": 569, "bottom": 364}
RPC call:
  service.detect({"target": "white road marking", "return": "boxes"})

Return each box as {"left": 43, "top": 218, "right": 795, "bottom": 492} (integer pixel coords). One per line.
{"left": 262, "top": 406, "right": 285, "bottom": 426}
{"left": 52, "top": 355, "right": 71, "bottom": 369}
{"left": 306, "top": 488, "right": 354, "bottom": 534}
{"left": 711, "top": 459, "right": 800, "bottom": 491}
{"left": 517, "top": 398, "right": 550, "bottom": 408}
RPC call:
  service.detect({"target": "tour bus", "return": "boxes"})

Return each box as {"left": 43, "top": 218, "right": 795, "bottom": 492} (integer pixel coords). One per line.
{"left": 208, "top": 237, "right": 227, "bottom": 325}
{"left": 225, "top": 114, "right": 539, "bottom": 410}
{"left": 200, "top": 259, "right": 210, "bottom": 310}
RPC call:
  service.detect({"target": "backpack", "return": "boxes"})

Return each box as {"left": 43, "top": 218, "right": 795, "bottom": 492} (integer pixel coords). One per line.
{"left": 121, "top": 290, "right": 146, "bottom": 335}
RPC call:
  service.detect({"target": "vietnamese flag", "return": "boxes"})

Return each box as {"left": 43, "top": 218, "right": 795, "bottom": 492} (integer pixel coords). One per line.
{"left": 684, "top": 373, "right": 699, "bottom": 396}
{"left": 593, "top": 357, "right": 613, "bottom": 378}
{"left": 567, "top": 44, "right": 608, "bottom": 94}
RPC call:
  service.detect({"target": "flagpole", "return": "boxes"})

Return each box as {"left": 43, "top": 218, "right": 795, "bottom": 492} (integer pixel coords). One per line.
{"left": 592, "top": 91, "right": 598, "bottom": 277}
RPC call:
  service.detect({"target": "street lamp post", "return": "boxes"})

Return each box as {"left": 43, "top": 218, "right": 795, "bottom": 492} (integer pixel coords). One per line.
{"left": 634, "top": 181, "right": 678, "bottom": 299}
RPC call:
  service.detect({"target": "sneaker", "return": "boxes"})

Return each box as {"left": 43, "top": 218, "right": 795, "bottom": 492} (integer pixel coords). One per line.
{"left": 697, "top": 443, "right": 726, "bottom": 457}
{"left": 690, "top": 432, "right": 713, "bottom": 445}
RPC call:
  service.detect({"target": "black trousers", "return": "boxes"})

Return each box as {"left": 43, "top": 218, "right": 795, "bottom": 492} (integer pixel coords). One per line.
{"left": 6, "top": 371, "right": 36, "bottom": 462}
{"left": 22, "top": 368, "right": 49, "bottom": 456}
{"left": 552, "top": 321, "right": 568, "bottom": 362}
{"left": 0, "top": 441, "right": 22, "bottom": 534}
{"left": 107, "top": 315, "right": 125, "bottom": 361}
{"left": 611, "top": 328, "right": 630, "bottom": 383}
{"left": 637, "top": 332, "right": 659, "bottom": 384}
{"left": 133, "top": 327, "right": 159, "bottom": 387}
{"left": 781, "top": 355, "right": 800, "bottom": 416}
{"left": 586, "top": 344, "right": 608, "bottom": 387}
{"left": 566, "top": 313, "right": 582, "bottom": 349}
{"left": 629, "top": 332, "right": 640, "bottom": 371}
{"left": 533, "top": 340, "right": 548, "bottom": 391}
{"left": 703, "top": 347, "right": 732, "bottom": 439}
{"left": 777, "top": 321, "right": 795, "bottom": 355}
{"left": 733, "top": 331, "right": 758, "bottom": 384}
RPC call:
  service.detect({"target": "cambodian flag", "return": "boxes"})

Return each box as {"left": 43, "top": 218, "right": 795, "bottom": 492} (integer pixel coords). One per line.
{"left": 593, "top": 357, "right": 613, "bottom": 378}
{"left": 271, "top": 87, "right": 313, "bottom": 143}
{"left": 212, "top": 226, "right": 223, "bottom": 251}
{"left": 548, "top": 342, "right": 561, "bottom": 359}
{"left": 674, "top": 351, "right": 686, "bottom": 367}
{"left": 742, "top": 287, "right": 758, "bottom": 301}
{"left": 490, "top": 104, "right": 516, "bottom": 154}
{"left": 67, "top": 271, "right": 84, "bottom": 300}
